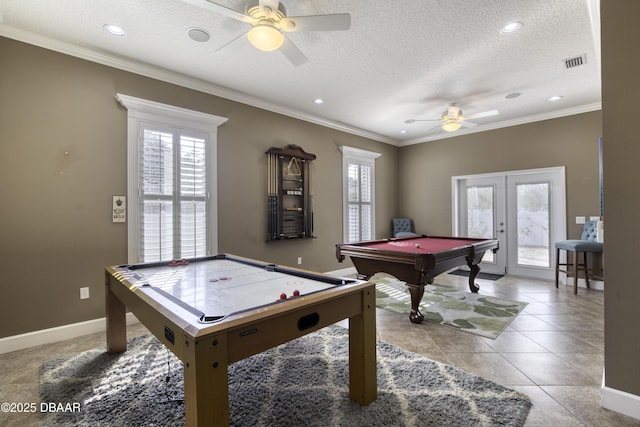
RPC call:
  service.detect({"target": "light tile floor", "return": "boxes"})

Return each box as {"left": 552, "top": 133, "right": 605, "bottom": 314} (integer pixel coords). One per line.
{"left": 0, "top": 274, "right": 638, "bottom": 426}
{"left": 375, "top": 274, "right": 638, "bottom": 426}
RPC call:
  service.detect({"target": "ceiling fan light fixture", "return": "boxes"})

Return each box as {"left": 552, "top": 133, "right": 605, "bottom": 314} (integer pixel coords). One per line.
{"left": 247, "top": 22, "right": 284, "bottom": 51}
{"left": 442, "top": 120, "right": 462, "bottom": 132}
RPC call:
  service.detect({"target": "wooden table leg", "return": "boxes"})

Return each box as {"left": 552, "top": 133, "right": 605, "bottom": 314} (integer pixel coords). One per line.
{"left": 348, "top": 286, "right": 377, "bottom": 405}
{"left": 105, "top": 274, "right": 126, "bottom": 353}
{"left": 183, "top": 334, "right": 230, "bottom": 427}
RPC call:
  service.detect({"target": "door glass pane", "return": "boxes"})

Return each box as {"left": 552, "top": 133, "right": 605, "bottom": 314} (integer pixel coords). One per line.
{"left": 516, "top": 182, "right": 550, "bottom": 267}
{"left": 466, "top": 185, "right": 495, "bottom": 262}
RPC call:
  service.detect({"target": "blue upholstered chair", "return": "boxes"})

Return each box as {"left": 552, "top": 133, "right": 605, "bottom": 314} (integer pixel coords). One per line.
{"left": 392, "top": 218, "right": 418, "bottom": 238}
{"left": 555, "top": 220, "right": 603, "bottom": 295}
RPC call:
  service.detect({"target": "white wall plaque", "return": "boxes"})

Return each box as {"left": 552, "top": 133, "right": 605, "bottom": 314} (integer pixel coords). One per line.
{"left": 113, "top": 196, "right": 126, "bottom": 223}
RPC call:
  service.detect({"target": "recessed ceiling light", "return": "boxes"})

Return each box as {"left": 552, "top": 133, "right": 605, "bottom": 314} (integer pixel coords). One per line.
{"left": 548, "top": 95, "right": 563, "bottom": 101}
{"left": 500, "top": 21, "right": 523, "bottom": 34}
{"left": 104, "top": 24, "right": 126, "bottom": 36}
{"left": 400, "top": 130, "right": 407, "bottom": 134}
{"left": 187, "top": 27, "right": 210, "bottom": 43}
{"left": 313, "top": 98, "right": 324, "bottom": 105}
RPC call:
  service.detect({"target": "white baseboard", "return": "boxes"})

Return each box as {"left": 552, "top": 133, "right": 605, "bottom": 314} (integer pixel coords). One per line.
{"left": 602, "top": 378, "right": 640, "bottom": 421}
{"left": 560, "top": 275, "right": 604, "bottom": 291}
{"left": 0, "top": 314, "right": 140, "bottom": 355}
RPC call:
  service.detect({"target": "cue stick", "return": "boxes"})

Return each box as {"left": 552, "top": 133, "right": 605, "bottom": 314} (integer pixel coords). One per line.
{"left": 308, "top": 159, "right": 313, "bottom": 236}
{"left": 277, "top": 155, "right": 283, "bottom": 237}
{"left": 272, "top": 153, "right": 278, "bottom": 239}
{"left": 269, "top": 153, "right": 275, "bottom": 240}
{"left": 269, "top": 154, "right": 276, "bottom": 240}
{"left": 267, "top": 153, "right": 271, "bottom": 239}
{"left": 273, "top": 154, "right": 277, "bottom": 239}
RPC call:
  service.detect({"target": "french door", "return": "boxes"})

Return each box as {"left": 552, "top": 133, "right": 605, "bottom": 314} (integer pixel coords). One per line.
{"left": 453, "top": 167, "right": 566, "bottom": 280}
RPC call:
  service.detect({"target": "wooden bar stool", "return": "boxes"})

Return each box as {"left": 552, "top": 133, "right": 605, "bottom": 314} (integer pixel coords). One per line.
{"left": 554, "top": 220, "right": 603, "bottom": 295}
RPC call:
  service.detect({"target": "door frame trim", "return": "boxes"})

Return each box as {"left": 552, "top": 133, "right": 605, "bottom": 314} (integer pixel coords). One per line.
{"left": 452, "top": 166, "right": 567, "bottom": 278}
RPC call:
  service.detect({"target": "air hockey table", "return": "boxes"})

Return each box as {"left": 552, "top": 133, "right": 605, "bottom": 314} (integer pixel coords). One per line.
{"left": 105, "top": 254, "right": 376, "bottom": 427}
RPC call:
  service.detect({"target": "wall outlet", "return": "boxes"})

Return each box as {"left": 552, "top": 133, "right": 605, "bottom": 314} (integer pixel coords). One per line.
{"left": 80, "top": 287, "right": 90, "bottom": 300}
{"left": 576, "top": 216, "right": 586, "bottom": 224}
{"left": 590, "top": 216, "right": 601, "bottom": 222}
{"left": 297, "top": 257, "right": 302, "bottom": 265}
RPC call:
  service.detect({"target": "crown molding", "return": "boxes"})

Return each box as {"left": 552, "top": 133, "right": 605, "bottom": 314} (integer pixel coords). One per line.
{"left": 399, "top": 102, "right": 602, "bottom": 147}
{"left": 0, "top": 25, "right": 397, "bottom": 146}
{"left": 1, "top": 25, "right": 600, "bottom": 149}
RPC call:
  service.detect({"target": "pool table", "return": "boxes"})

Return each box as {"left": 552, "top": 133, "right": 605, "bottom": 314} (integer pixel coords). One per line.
{"left": 336, "top": 235, "right": 499, "bottom": 324}
{"left": 105, "top": 254, "right": 376, "bottom": 427}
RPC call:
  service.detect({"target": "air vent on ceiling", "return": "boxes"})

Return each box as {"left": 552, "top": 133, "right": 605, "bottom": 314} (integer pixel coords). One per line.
{"left": 564, "top": 54, "right": 587, "bottom": 69}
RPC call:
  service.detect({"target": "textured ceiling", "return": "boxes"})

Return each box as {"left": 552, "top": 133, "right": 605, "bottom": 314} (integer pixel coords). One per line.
{"left": 0, "top": 0, "right": 601, "bottom": 146}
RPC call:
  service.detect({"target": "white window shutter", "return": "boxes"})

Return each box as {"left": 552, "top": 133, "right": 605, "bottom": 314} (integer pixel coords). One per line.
{"left": 116, "top": 94, "right": 227, "bottom": 264}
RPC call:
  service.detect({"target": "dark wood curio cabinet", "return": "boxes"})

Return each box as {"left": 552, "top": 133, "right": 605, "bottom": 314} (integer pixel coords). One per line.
{"left": 266, "top": 145, "right": 316, "bottom": 241}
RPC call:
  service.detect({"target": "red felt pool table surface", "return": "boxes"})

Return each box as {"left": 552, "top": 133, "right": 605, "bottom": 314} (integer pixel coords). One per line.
{"left": 366, "top": 236, "right": 482, "bottom": 254}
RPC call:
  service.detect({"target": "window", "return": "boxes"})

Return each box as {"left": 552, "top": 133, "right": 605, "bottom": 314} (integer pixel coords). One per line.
{"left": 140, "top": 125, "right": 208, "bottom": 261}
{"left": 341, "top": 146, "right": 381, "bottom": 243}
{"left": 116, "top": 94, "right": 227, "bottom": 263}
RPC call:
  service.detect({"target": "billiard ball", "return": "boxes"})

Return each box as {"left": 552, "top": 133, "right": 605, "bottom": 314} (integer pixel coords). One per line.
{"left": 293, "top": 289, "right": 300, "bottom": 297}
{"left": 280, "top": 293, "right": 287, "bottom": 300}
{"left": 415, "top": 243, "right": 421, "bottom": 248}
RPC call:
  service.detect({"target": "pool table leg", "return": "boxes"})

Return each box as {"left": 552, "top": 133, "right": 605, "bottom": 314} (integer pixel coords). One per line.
{"left": 407, "top": 284, "right": 425, "bottom": 324}
{"left": 468, "top": 263, "right": 481, "bottom": 293}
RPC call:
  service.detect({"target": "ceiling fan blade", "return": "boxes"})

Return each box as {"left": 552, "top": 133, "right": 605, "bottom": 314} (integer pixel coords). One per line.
{"left": 465, "top": 109, "right": 499, "bottom": 120}
{"left": 405, "top": 119, "right": 439, "bottom": 123}
{"left": 214, "top": 30, "right": 250, "bottom": 52}
{"left": 281, "top": 13, "right": 351, "bottom": 32}
{"left": 461, "top": 121, "right": 478, "bottom": 128}
{"left": 178, "top": 0, "right": 254, "bottom": 24}
{"left": 259, "top": 0, "right": 280, "bottom": 12}
{"left": 279, "top": 35, "right": 308, "bottom": 66}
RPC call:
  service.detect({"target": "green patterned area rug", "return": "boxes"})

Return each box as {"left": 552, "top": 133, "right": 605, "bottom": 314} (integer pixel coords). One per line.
{"left": 372, "top": 274, "right": 528, "bottom": 339}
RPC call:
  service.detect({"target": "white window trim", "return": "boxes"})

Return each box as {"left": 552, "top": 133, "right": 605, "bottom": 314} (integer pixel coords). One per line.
{"left": 116, "top": 94, "right": 228, "bottom": 263}
{"left": 340, "top": 146, "right": 381, "bottom": 242}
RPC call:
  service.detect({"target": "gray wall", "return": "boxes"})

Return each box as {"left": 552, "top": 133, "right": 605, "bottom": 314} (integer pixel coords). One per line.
{"left": 398, "top": 112, "right": 603, "bottom": 239}
{"left": 601, "top": 0, "right": 640, "bottom": 398}
{"left": 0, "top": 37, "right": 397, "bottom": 337}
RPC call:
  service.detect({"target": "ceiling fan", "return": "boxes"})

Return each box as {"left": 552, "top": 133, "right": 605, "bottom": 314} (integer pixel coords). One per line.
{"left": 179, "top": 0, "right": 351, "bottom": 66}
{"left": 405, "top": 104, "right": 499, "bottom": 132}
